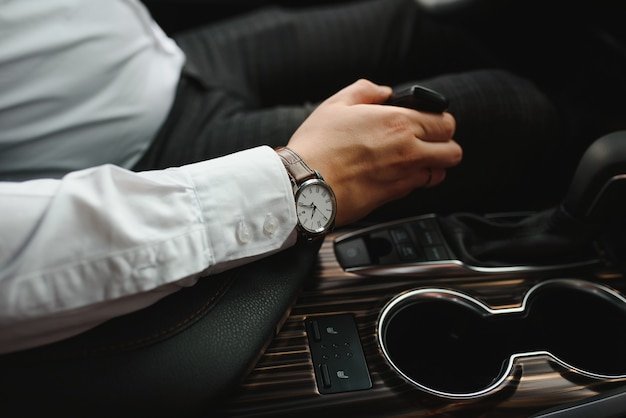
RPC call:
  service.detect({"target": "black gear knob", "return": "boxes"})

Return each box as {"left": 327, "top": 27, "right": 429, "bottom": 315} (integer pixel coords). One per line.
{"left": 563, "top": 130, "right": 626, "bottom": 224}
{"left": 436, "top": 131, "right": 626, "bottom": 267}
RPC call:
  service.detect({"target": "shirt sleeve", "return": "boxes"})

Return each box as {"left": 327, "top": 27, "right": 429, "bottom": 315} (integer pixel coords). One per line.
{"left": 0, "top": 145, "right": 298, "bottom": 354}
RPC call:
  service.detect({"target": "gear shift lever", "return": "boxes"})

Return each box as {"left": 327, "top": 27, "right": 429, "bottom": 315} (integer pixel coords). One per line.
{"left": 563, "top": 130, "right": 626, "bottom": 224}
{"left": 438, "top": 131, "right": 626, "bottom": 268}
{"left": 334, "top": 131, "right": 626, "bottom": 276}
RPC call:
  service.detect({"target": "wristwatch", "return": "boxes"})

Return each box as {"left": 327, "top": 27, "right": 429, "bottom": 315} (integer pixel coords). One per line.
{"left": 276, "top": 147, "right": 337, "bottom": 240}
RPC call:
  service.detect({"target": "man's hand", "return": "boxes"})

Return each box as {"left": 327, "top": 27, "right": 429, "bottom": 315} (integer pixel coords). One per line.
{"left": 286, "top": 79, "right": 462, "bottom": 227}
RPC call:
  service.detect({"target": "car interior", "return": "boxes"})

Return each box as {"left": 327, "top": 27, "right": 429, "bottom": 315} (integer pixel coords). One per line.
{"left": 2, "top": 0, "right": 626, "bottom": 417}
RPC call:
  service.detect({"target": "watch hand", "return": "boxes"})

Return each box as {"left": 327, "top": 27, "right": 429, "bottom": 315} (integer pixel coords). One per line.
{"left": 313, "top": 205, "right": 328, "bottom": 221}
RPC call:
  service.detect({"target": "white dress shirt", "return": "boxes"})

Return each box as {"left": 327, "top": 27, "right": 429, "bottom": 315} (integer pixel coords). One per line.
{"left": 0, "top": 0, "right": 300, "bottom": 354}
{"left": 0, "top": 146, "right": 298, "bottom": 354}
{"left": 0, "top": 0, "right": 184, "bottom": 180}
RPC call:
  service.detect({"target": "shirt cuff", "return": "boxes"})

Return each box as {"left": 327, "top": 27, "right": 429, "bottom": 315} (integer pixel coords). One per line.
{"left": 184, "top": 145, "right": 298, "bottom": 274}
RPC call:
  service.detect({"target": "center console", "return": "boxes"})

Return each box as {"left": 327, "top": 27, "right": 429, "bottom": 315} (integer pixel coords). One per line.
{"left": 219, "top": 131, "right": 626, "bottom": 417}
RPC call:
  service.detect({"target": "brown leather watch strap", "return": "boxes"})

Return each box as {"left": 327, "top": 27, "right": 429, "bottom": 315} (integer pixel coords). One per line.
{"left": 275, "top": 147, "right": 317, "bottom": 184}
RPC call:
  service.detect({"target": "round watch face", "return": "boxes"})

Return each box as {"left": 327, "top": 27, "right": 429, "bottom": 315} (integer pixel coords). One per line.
{"left": 295, "top": 178, "right": 337, "bottom": 236}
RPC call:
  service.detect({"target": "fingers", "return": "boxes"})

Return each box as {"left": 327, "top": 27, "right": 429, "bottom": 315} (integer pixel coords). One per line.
{"left": 422, "top": 167, "right": 434, "bottom": 187}
{"left": 411, "top": 140, "right": 460, "bottom": 190}
{"left": 326, "top": 78, "right": 393, "bottom": 106}
{"left": 325, "top": 78, "right": 456, "bottom": 144}
{"left": 388, "top": 107, "right": 455, "bottom": 143}
{"left": 415, "top": 138, "right": 463, "bottom": 168}
{"left": 414, "top": 111, "right": 456, "bottom": 143}
{"left": 421, "top": 167, "right": 446, "bottom": 188}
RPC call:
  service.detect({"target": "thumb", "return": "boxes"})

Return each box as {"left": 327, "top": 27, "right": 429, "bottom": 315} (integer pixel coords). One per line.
{"left": 326, "top": 79, "right": 392, "bottom": 106}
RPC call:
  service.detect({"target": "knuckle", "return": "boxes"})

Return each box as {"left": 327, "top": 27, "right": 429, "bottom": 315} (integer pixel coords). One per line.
{"left": 387, "top": 111, "right": 414, "bottom": 132}
{"left": 442, "top": 113, "right": 456, "bottom": 137}
{"left": 354, "top": 78, "right": 375, "bottom": 90}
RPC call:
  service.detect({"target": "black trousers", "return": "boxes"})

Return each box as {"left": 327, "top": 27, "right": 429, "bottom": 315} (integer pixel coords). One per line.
{"left": 135, "top": 0, "right": 561, "bottom": 219}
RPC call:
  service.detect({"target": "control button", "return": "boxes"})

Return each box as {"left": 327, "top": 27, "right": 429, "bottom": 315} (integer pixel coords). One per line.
{"left": 334, "top": 238, "right": 371, "bottom": 268}
{"left": 397, "top": 243, "right": 419, "bottom": 260}
{"left": 413, "top": 222, "right": 443, "bottom": 245}
{"left": 336, "top": 370, "right": 350, "bottom": 379}
{"left": 422, "top": 230, "right": 437, "bottom": 245}
{"left": 390, "top": 227, "right": 411, "bottom": 243}
{"left": 415, "top": 218, "right": 438, "bottom": 230}
{"left": 326, "top": 326, "right": 339, "bottom": 335}
{"left": 425, "top": 245, "right": 449, "bottom": 261}
{"left": 309, "top": 320, "right": 322, "bottom": 342}
{"left": 320, "top": 364, "right": 332, "bottom": 389}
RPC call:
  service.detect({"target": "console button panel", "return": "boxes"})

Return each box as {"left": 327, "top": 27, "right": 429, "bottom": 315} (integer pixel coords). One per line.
{"left": 334, "top": 214, "right": 456, "bottom": 276}
{"left": 306, "top": 314, "right": 372, "bottom": 394}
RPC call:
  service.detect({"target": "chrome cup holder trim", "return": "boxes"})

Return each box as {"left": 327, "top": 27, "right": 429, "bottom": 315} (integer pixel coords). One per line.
{"left": 377, "top": 279, "right": 626, "bottom": 400}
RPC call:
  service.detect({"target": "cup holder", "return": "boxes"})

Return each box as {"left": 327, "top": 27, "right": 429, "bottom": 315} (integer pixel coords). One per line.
{"left": 378, "top": 279, "right": 626, "bottom": 399}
